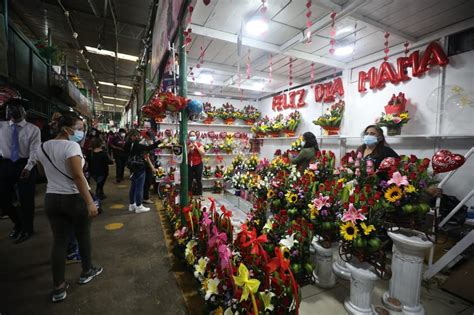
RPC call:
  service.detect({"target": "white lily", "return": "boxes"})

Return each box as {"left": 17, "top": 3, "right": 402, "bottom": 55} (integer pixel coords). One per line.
{"left": 204, "top": 277, "right": 220, "bottom": 300}
{"left": 279, "top": 233, "right": 299, "bottom": 250}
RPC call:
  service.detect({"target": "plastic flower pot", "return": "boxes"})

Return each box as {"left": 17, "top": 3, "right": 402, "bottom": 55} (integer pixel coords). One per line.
{"left": 203, "top": 117, "right": 214, "bottom": 124}
{"left": 224, "top": 118, "right": 235, "bottom": 125}
{"left": 387, "top": 125, "right": 402, "bottom": 136}
{"left": 256, "top": 132, "right": 266, "bottom": 138}
{"left": 285, "top": 130, "right": 296, "bottom": 137}
{"left": 271, "top": 131, "right": 281, "bottom": 138}
{"left": 322, "top": 126, "right": 340, "bottom": 136}
{"left": 245, "top": 120, "right": 255, "bottom": 125}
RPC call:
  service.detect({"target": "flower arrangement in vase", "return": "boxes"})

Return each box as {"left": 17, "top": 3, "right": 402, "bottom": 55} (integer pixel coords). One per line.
{"left": 375, "top": 112, "right": 410, "bottom": 136}
{"left": 251, "top": 116, "right": 271, "bottom": 138}
{"left": 283, "top": 111, "right": 301, "bottom": 137}
{"left": 312, "top": 100, "right": 345, "bottom": 135}
{"left": 217, "top": 102, "right": 237, "bottom": 125}
{"left": 203, "top": 165, "right": 212, "bottom": 178}
{"left": 241, "top": 105, "right": 261, "bottom": 125}
{"left": 269, "top": 114, "right": 285, "bottom": 137}
{"left": 214, "top": 165, "right": 224, "bottom": 178}
{"left": 203, "top": 102, "right": 216, "bottom": 124}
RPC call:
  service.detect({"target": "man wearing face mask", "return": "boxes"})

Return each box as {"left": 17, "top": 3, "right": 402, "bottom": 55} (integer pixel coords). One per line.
{"left": 357, "top": 125, "right": 399, "bottom": 169}
{"left": 110, "top": 128, "right": 128, "bottom": 183}
{"left": 0, "top": 98, "right": 41, "bottom": 243}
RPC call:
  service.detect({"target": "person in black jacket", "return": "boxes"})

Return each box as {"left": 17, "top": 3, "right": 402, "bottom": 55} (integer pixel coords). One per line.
{"left": 356, "top": 125, "right": 399, "bottom": 169}
{"left": 89, "top": 138, "right": 110, "bottom": 200}
{"left": 125, "top": 129, "right": 160, "bottom": 213}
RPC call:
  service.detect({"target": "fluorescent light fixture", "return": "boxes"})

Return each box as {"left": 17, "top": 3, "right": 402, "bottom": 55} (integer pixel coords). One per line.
{"left": 85, "top": 46, "right": 139, "bottom": 62}
{"left": 336, "top": 26, "right": 354, "bottom": 36}
{"left": 245, "top": 16, "right": 268, "bottom": 36}
{"left": 103, "top": 96, "right": 129, "bottom": 102}
{"left": 334, "top": 46, "right": 354, "bottom": 56}
{"left": 95, "top": 102, "right": 125, "bottom": 107}
{"left": 253, "top": 81, "right": 264, "bottom": 90}
{"left": 194, "top": 91, "right": 203, "bottom": 96}
{"left": 98, "top": 81, "right": 133, "bottom": 90}
{"left": 199, "top": 73, "right": 213, "bottom": 84}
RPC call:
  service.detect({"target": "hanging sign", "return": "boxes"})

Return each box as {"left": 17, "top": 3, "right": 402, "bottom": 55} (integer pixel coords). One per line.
{"left": 272, "top": 88, "right": 306, "bottom": 111}
{"left": 313, "top": 77, "right": 344, "bottom": 103}
{"left": 358, "top": 41, "right": 449, "bottom": 93}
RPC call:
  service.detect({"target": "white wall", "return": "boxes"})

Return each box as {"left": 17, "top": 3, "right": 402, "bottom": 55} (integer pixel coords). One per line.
{"left": 256, "top": 47, "right": 474, "bottom": 205}
{"left": 191, "top": 95, "right": 258, "bottom": 111}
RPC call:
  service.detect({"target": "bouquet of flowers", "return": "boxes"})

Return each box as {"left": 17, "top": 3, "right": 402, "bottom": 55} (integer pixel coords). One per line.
{"left": 385, "top": 92, "right": 407, "bottom": 115}
{"left": 203, "top": 165, "right": 212, "bottom": 178}
{"left": 251, "top": 117, "right": 271, "bottom": 138}
{"left": 155, "top": 167, "right": 166, "bottom": 179}
{"left": 203, "top": 102, "right": 216, "bottom": 124}
{"left": 284, "top": 111, "right": 302, "bottom": 136}
{"left": 241, "top": 105, "right": 261, "bottom": 124}
{"left": 313, "top": 100, "right": 345, "bottom": 135}
{"left": 375, "top": 111, "right": 410, "bottom": 135}
{"left": 219, "top": 136, "right": 235, "bottom": 154}
{"left": 243, "top": 155, "right": 259, "bottom": 172}
{"left": 217, "top": 102, "right": 237, "bottom": 124}
{"left": 290, "top": 136, "right": 304, "bottom": 153}
{"left": 212, "top": 180, "right": 223, "bottom": 193}
{"left": 269, "top": 114, "right": 285, "bottom": 137}
{"left": 214, "top": 165, "right": 224, "bottom": 178}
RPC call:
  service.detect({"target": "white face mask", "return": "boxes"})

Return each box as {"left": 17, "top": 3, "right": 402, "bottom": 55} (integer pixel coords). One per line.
{"left": 189, "top": 136, "right": 197, "bottom": 142}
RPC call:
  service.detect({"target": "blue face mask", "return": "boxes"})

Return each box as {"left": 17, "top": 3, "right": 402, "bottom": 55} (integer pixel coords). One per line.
{"left": 189, "top": 136, "right": 197, "bottom": 142}
{"left": 69, "top": 130, "right": 85, "bottom": 143}
{"left": 363, "top": 135, "right": 379, "bottom": 146}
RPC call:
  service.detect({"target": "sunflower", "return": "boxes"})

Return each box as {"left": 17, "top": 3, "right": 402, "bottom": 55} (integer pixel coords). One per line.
{"left": 404, "top": 184, "right": 417, "bottom": 194}
{"left": 385, "top": 186, "right": 403, "bottom": 203}
{"left": 285, "top": 192, "right": 298, "bottom": 204}
{"left": 267, "top": 189, "right": 275, "bottom": 199}
{"left": 340, "top": 222, "right": 359, "bottom": 241}
{"left": 399, "top": 112, "right": 410, "bottom": 120}
{"left": 360, "top": 222, "right": 376, "bottom": 235}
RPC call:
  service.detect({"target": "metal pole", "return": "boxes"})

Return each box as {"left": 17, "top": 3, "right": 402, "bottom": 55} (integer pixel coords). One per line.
{"left": 178, "top": 26, "right": 189, "bottom": 207}
{"left": 2, "top": 0, "right": 8, "bottom": 40}
{"left": 47, "top": 28, "right": 52, "bottom": 65}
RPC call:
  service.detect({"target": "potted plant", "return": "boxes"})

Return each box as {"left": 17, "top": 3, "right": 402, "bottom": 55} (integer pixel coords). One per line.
{"left": 270, "top": 114, "right": 285, "bottom": 137}
{"left": 313, "top": 100, "right": 345, "bottom": 135}
{"left": 242, "top": 105, "right": 261, "bottom": 125}
{"left": 284, "top": 111, "right": 301, "bottom": 137}
{"left": 375, "top": 111, "right": 410, "bottom": 136}
{"left": 217, "top": 102, "right": 237, "bottom": 125}
{"left": 203, "top": 102, "right": 216, "bottom": 124}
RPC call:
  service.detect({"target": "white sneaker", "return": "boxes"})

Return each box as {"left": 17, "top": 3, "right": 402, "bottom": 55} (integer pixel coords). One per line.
{"left": 129, "top": 204, "right": 136, "bottom": 212}
{"left": 135, "top": 205, "right": 150, "bottom": 213}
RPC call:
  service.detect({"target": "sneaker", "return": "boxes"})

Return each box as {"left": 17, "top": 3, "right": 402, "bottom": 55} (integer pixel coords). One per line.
{"left": 78, "top": 266, "right": 103, "bottom": 284}
{"left": 135, "top": 205, "right": 151, "bottom": 213}
{"left": 143, "top": 199, "right": 154, "bottom": 204}
{"left": 51, "top": 282, "right": 69, "bottom": 303}
{"left": 128, "top": 204, "right": 136, "bottom": 212}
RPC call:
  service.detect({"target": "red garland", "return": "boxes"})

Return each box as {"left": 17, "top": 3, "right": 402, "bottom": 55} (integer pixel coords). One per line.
{"left": 288, "top": 57, "right": 293, "bottom": 86}
{"left": 404, "top": 41, "right": 410, "bottom": 56}
{"left": 246, "top": 48, "right": 251, "bottom": 79}
{"left": 329, "top": 11, "right": 336, "bottom": 55}
{"left": 183, "top": 6, "right": 194, "bottom": 49}
{"left": 269, "top": 54, "right": 273, "bottom": 84}
{"left": 310, "top": 62, "right": 315, "bottom": 88}
{"left": 305, "top": 0, "right": 312, "bottom": 43}
{"left": 260, "top": 0, "right": 267, "bottom": 13}
{"left": 383, "top": 32, "right": 390, "bottom": 61}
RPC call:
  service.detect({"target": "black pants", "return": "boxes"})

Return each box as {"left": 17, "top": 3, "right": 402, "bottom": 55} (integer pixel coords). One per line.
{"left": 45, "top": 193, "right": 92, "bottom": 286}
{"left": 143, "top": 167, "right": 154, "bottom": 200}
{"left": 115, "top": 154, "right": 127, "bottom": 181}
{"left": 0, "top": 158, "right": 37, "bottom": 233}
{"left": 93, "top": 175, "right": 107, "bottom": 199}
{"left": 188, "top": 163, "right": 203, "bottom": 196}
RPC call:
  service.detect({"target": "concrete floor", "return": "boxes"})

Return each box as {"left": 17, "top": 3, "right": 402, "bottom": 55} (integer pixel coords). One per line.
{"left": 0, "top": 177, "right": 189, "bottom": 315}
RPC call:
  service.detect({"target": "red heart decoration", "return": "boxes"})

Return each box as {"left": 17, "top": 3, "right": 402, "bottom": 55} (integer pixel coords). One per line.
{"left": 203, "top": 0, "right": 210, "bottom": 6}
{"left": 208, "top": 131, "right": 215, "bottom": 138}
{"left": 306, "top": 11, "right": 311, "bottom": 18}
{"left": 378, "top": 157, "right": 399, "bottom": 171}
{"left": 432, "top": 150, "right": 465, "bottom": 174}
{"left": 220, "top": 132, "right": 227, "bottom": 139}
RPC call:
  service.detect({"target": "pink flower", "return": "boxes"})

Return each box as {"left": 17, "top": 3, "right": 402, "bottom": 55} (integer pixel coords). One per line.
{"left": 309, "top": 163, "right": 319, "bottom": 171}
{"left": 218, "top": 244, "right": 232, "bottom": 271}
{"left": 367, "top": 166, "right": 374, "bottom": 175}
{"left": 387, "top": 171, "right": 409, "bottom": 187}
{"left": 366, "top": 160, "right": 374, "bottom": 167}
{"left": 342, "top": 203, "right": 367, "bottom": 224}
{"left": 355, "top": 168, "right": 361, "bottom": 177}
{"left": 348, "top": 156, "right": 354, "bottom": 164}
{"left": 354, "top": 160, "right": 360, "bottom": 167}
{"left": 357, "top": 151, "right": 363, "bottom": 159}
{"left": 312, "top": 194, "right": 331, "bottom": 210}
{"left": 208, "top": 226, "right": 227, "bottom": 249}
{"left": 393, "top": 117, "right": 402, "bottom": 124}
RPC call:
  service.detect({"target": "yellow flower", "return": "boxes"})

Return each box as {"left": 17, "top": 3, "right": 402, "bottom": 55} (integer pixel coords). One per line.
{"left": 204, "top": 277, "right": 220, "bottom": 300}
{"left": 267, "top": 189, "right": 275, "bottom": 199}
{"left": 194, "top": 257, "right": 207, "bottom": 278}
{"left": 360, "top": 222, "right": 376, "bottom": 235}
{"left": 285, "top": 191, "right": 298, "bottom": 205}
{"left": 337, "top": 178, "right": 346, "bottom": 184}
{"left": 404, "top": 184, "right": 417, "bottom": 194}
{"left": 309, "top": 204, "right": 319, "bottom": 219}
{"left": 233, "top": 263, "right": 261, "bottom": 302}
{"left": 385, "top": 186, "right": 403, "bottom": 203}
{"left": 260, "top": 291, "right": 275, "bottom": 311}
{"left": 340, "top": 222, "right": 359, "bottom": 241}
{"left": 399, "top": 113, "right": 409, "bottom": 120}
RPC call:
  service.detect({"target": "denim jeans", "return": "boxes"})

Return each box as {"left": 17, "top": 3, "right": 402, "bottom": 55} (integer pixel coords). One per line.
{"left": 93, "top": 175, "right": 107, "bottom": 199}
{"left": 129, "top": 170, "right": 146, "bottom": 206}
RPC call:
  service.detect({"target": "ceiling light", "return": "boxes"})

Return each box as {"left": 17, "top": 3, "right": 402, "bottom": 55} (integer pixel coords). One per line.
{"left": 334, "top": 46, "right": 354, "bottom": 56}
{"left": 194, "top": 91, "right": 203, "bottom": 96}
{"left": 98, "top": 81, "right": 133, "bottom": 90}
{"left": 253, "top": 81, "right": 264, "bottom": 90}
{"left": 199, "top": 73, "right": 213, "bottom": 84}
{"left": 103, "top": 96, "right": 128, "bottom": 102}
{"left": 95, "top": 102, "right": 125, "bottom": 108}
{"left": 85, "top": 46, "right": 139, "bottom": 62}
{"left": 245, "top": 16, "right": 268, "bottom": 36}
{"left": 336, "top": 26, "right": 354, "bottom": 36}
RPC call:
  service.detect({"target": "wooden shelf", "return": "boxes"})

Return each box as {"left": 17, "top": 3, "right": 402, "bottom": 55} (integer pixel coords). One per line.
{"left": 158, "top": 122, "right": 252, "bottom": 129}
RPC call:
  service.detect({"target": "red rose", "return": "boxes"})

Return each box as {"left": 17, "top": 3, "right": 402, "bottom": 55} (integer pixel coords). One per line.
{"left": 365, "top": 184, "right": 372, "bottom": 193}
{"left": 409, "top": 172, "right": 417, "bottom": 180}
{"left": 360, "top": 195, "right": 366, "bottom": 202}
{"left": 322, "top": 150, "right": 326, "bottom": 156}
{"left": 375, "top": 191, "right": 382, "bottom": 200}
{"left": 316, "top": 151, "right": 321, "bottom": 158}
{"left": 280, "top": 210, "right": 287, "bottom": 216}
{"left": 349, "top": 195, "right": 355, "bottom": 203}
{"left": 422, "top": 158, "right": 430, "bottom": 167}
{"left": 410, "top": 155, "right": 418, "bottom": 163}
{"left": 361, "top": 205, "right": 368, "bottom": 214}
{"left": 368, "top": 198, "right": 375, "bottom": 206}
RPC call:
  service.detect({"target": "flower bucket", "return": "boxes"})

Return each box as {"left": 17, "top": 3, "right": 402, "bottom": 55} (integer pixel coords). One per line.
{"left": 255, "top": 132, "right": 266, "bottom": 138}
{"left": 270, "top": 131, "right": 281, "bottom": 138}
{"left": 384, "top": 104, "right": 406, "bottom": 115}
{"left": 285, "top": 130, "right": 295, "bottom": 137}
{"left": 224, "top": 118, "right": 235, "bottom": 125}
{"left": 322, "top": 126, "right": 340, "bottom": 136}
{"left": 387, "top": 125, "right": 402, "bottom": 136}
{"left": 203, "top": 117, "right": 214, "bottom": 124}
{"left": 245, "top": 120, "right": 255, "bottom": 125}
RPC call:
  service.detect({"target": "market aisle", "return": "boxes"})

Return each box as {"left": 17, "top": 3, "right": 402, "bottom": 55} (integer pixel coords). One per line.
{"left": 0, "top": 178, "right": 187, "bottom": 315}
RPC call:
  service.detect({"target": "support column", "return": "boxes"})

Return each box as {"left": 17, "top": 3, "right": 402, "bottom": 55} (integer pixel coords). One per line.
{"left": 178, "top": 26, "right": 189, "bottom": 207}
{"left": 312, "top": 239, "right": 337, "bottom": 288}
{"left": 345, "top": 262, "right": 378, "bottom": 315}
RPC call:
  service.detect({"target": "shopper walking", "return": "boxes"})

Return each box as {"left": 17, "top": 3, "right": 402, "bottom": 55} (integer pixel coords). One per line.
{"left": 142, "top": 130, "right": 157, "bottom": 204}
{"left": 187, "top": 131, "right": 205, "bottom": 199}
{"left": 110, "top": 128, "right": 128, "bottom": 183}
{"left": 89, "top": 137, "right": 110, "bottom": 200}
{"left": 291, "top": 131, "right": 320, "bottom": 172}
{"left": 125, "top": 129, "right": 160, "bottom": 213}
{"left": 0, "top": 98, "right": 41, "bottom": 243}
{"left": 35, "top": 113, "right": 102, "bottom": 303}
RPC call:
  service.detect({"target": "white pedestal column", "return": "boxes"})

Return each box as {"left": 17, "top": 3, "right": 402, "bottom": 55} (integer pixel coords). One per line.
{"left": 332, "top": 242, "right": 351, "bottom": 280}
{"left": 382, "top": 229, "right": 433, "bottom": 315}
{"left": 344, "top": 262, "right": 378, "bottom": 315}
{"left": 311, "top": 240, "right": 337, "bottom": 288}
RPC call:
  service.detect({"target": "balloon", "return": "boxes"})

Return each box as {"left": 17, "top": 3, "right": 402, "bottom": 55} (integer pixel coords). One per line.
{"left": 432, "top": 150, "right": 465, "bottom": 174}
{"left": 418, "top": 42, "right": 449, "bottom": 75}
{"left": 358, "top": 67, "right": 377, "bottom": 93}
{"left": 376, "top": 62, "right": 399, "bottom": 88}
{"left": 315, "top": 84, "right": 325, "bottom": 101}
{"left": 396, "top": 57, "right": 412, "bottom": 82}
{"left": 378, "top": 157, "right": 399, "bottom": 172}
{"left": 187, "top": 99, "right": 203, "bottom": 114}
{"left": 331, "top": 77, "right": 345, "bottom": 97}
{"left": 444, "top": 89, "right": 474, "bottom": 123}
{"left": 425, "top": 85, "right": 459, "bottom": 114}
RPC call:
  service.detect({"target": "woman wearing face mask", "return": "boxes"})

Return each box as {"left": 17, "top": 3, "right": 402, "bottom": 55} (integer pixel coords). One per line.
{"left": 110, "top": 128, "right": 128, "bottom": 183}
{"left": 125, "top": 129, "right": 161, "bottom": 213}
{"left": 35, "top": 113, "right": 102, "bottom": 303}
{"left": 357, "top": 125, "right": 399, "bottom": 169}
{"left": 187, "top": 131, "right": 205, "bottom": 200}
{"left": 291, "top": 131, "right": 320, "bottom": 171}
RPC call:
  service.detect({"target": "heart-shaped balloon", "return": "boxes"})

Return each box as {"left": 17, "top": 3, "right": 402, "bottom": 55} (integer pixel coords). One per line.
{"left": 432, "top": 150, "right": 465, "bottom": 174}
{"left": 208, "top": 131, "right": 215, "bottom": 139}
{"left": 220, "top": 132, "right": 227, "bottom": 139}
{"left": 378, "top": 157, "right": 399, "bottom": 171}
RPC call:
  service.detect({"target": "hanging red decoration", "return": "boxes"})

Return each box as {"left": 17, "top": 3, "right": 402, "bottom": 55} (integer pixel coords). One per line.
{"left": 268, "top": 54, "right": 273, "bottom": 84}
{"left": 246, "top": 49, "right": 251, "bottom": 79}
{"left": 305, "top": 0, "right": 312, "bottom": 43}
{"left": 383, "top": 32, "right": 390, "bottom": 61}
{"left": 183, "top": 6, "right": 194, "bottom": 48}
{"left": 189, "top": 66, "right": 195, "bottom": 81}
{"left": 329, "top": 11, "right": 336, "bottom": 55}
{"left": 310, "top": 62, "right": 315, "bottom": 88}
{"left": 288, "top": 57, "right": 293, "bottom": 86}
{"left": 261, "top": 0, "right": 267, "bottom": 13}
{"left": 432, "top": 150, "right": 465, "bottom": 174}
{"left": 404, "top": 41, "right": 410, "bottom": 56}
{"left": 203, "top": 0, "right": 211, "bottom": 6}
